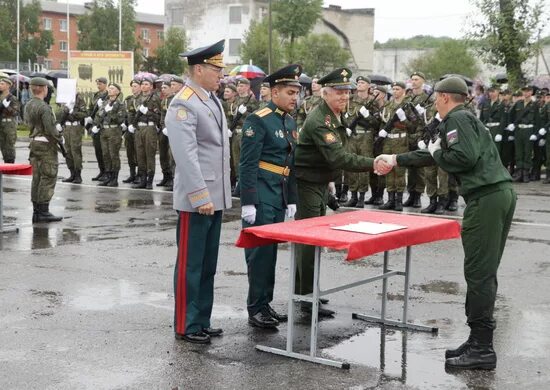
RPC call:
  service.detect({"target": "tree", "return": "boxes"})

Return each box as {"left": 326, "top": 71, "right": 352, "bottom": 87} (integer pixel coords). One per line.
{"left": 154, "top": 27, "right": 188, "bottom": 75}
{"left": 240, "top": 20, "right": 284, "bottom": 71}
{"left": 374, "top": 35, "right": 460, "bottom": 49}
{"left": 294, "top": 34, "right": 351, "bottom": 76}
{"left": 273, "top": 0, "right": 323, "bottom": 62}
{"left": 405, "top": 40, "right": 480, "bottom": 82}
{"left": 0, "top": 0, "right": 53, "bottom": 63}
{"left": 467, "top": 0, "right": 546, "bottom": 89}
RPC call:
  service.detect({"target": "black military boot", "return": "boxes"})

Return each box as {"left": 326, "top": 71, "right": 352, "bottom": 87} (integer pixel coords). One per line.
{"left": 339, "top": 184, "right": 349, "bottom": 203}
{"left": 421, "top": 196, "right": 438, "bottom": 214}
{"left": 512, "top": 169, "right": 523, "bottom": 182}
{"left": 133, "top": 175, "right": 147, "bottom": 189}
{"left": 146, "top": 174, "right": 154, "bottom": 190}
{"left": 364, "top": 189, "right": 376, "bottom": 205}
{"left": 92, "top": 170, "right": 105, "bottom": 181}
{"left": 73, "top": 170, "right": 82, "bottom": 184}
{"left": 434, "top": 196, "right": 447, "bottom": 215}
{"left": 122, "top": 166, "right": 136, "bottom": 183}
{"left": 445, "top": 335, "right": 473, "bottom": 359}
{"left": 373, "top": 188, "right": 384, "bottom": 206}
{"left": 157, "top": 172, "right": 170, "bottom": 187}
{"left": 544, "top": 169, "right": 550, "bottom": 184}
{"left": 446, "top": 191, "right": 458, "bottom": 211}
{"left": 445, "top": 328, "right": 496, "bottom": 370}
{"left": 62, "top": 169, "right": 75, "bottom": 183}
{"left": 4, "top": 159, "right": 15, "bottom": 163}
{"left": 522, "top": 169, "right": 530, "bottom": 183}
{"left": 98, "top": 172, "right": 111, "bottom": 186}
{"left": 394, "top": 192, "right": 403, "bottom": 211}
{"left": 379, "top": 191, "right": 395, "bottom": 210}
{"left": 343, "top": 191, "right": 358, "bottom": 207}
{"left": 412, "top": 192, "right": 422, "bottom": 208}
{"left": 34, "top": 203, "right": 63, "bottom": 223}
{"left": 32, "top": 201, "right": 39, "bottom": 223}
{"left": 402, "top": 191, "right": 416, "bottom": 207}
{"left": 133, "top": 173, "right": 142, "bottom": 185}
{"left": 356, "top": 192, "right": 365, "bottom": 208}
{"left": 107, "top": 171, "right": 119, "bottom": 187}
{"left": 530, "top": 166, "right": 541, "bottom": 181}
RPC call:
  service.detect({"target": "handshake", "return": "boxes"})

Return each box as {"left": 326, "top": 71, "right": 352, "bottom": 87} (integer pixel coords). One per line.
{"left": 373, "top": 155, "right": 397, "bottom": 176}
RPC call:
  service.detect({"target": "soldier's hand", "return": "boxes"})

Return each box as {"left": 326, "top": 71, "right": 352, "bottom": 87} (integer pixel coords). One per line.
{"left": 346, "top": 128, "right": 352, "bottom": 137}
{"left": 285, "top": 204, "right": 297, "bottom": 219}
{"left": 121, "top": 123, "right": 127, "bottom": 132}
{"left": 162, "top": 128, "right": 168, "bottom": 136}
{"left": 241, "top": 205, "right": 256, "bottom": 224}
{"left": 414, "top": 104, "right": 426, "bottom": 116}
{"left": 494, "top": 134, "right": 503, "bottom": 142}
{"left": 65, "top": 101, "right": 74, "bottom": 110}
{"left": 428, "top": 138, "right": 442, "bottom": 156}
{"left": 508, "top": 135, "right": 515, "bottom": 141}
{"left": 60, "top": 135, "right": 66, "bottom": 145}
{"left": 378, "top": 129, "right": 388, "bottom": 138}
{"left": 139, "top": 105, "right": 148, "bottom": 114}
{"left": 55, "top": 123, "right": 63, "bottom": 133}
{"left": 97, "top": 98, "right": 103, "bottom": 107}
{"left": 84, "top": 116, "right": 93, "bottom": 125}
{"left": 228, "top": 129, "right": 233, "bottom": 138}
{"left": 396, "top": 108, "right": 407, "bottom": 121}
{"left": 417, "top": 140, "right": 427, "bottom": 150}
{"left": 328, "top": 182, "right": 336, "bottom": 195}
{"left": 539, "top": 139, "right": 546, "bottom": 147}
{"left": 128, "top": 124, "right": 136, "bottom": 134}
{"left": 529, "top": 134, "right": 537, "bottom": 141}
{"left": 2, "top": 98, "right": 10, "bottom": 108}
{"left": 359, "top": 106, "right": 370, "bottom": 118}
{"left": 104, "top": 104, "right": 113, "bottom": 113}
{"left": 539, "top": 128, "right": 547, "bottom": 136}
{"left": 374, "top": 154, "right": 396, "bottom": 175}
{"left": 506, "top": 124, "right": 515, "bottom": 132}
{"left": 238, "top": 104, "right": 247, "bottom": 114}
{"left": 91, "top": 126, "right": 99, "bottom": 134}
{"left": 198, "top": 202, "right": 215, "bottom": 216}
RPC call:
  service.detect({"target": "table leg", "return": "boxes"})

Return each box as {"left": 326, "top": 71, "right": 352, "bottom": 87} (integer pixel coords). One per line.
{"left": 0, "top": 172, "right": 18, "bottom": 234}
{"left": 286, "top": 243, "right": 296, "bottom": 353}
{"left": 402, "top": 246, "right": 411, "bottom": 325}
{"left": 381, "top": 251, "right": 389, "bottom": 321}
{"left": 310, "top": 246, "right": 321, "bottom": 357}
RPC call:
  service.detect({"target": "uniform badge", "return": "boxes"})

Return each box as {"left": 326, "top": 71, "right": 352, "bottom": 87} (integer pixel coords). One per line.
{"left": 176, "top": 108, "right": 188, "bottom": 121}
{"left": 447, "top": 129, "right": 458, "bottom": 144}
{"left": 325, "top": 115, "right": 331, "bottom": 127}
{"left": 244, "top": 128, "right": 255, "bottom": 137}
{"left": 324, "top": 132, "right": 337, "bottom": 144}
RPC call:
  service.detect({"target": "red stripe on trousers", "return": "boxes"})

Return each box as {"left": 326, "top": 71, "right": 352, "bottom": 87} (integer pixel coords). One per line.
{"left": 176, "top": 211, "right": 190, "bottom": 335}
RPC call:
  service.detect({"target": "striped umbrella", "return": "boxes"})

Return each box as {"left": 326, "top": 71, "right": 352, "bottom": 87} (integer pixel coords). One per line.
{"left": 229, "top": 64, "right": 266, "bottom": 79}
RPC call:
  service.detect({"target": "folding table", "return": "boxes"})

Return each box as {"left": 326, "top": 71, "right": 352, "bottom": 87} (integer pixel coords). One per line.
{"left": 0, "top": 163, "right": 32, "bottom": 233}
{"left": 236, "top": 210, "right": 461, "bottom": 368}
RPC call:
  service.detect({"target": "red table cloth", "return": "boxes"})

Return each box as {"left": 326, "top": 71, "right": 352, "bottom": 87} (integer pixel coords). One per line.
{"left": 236, "top": 210, "right": 461, "bottom": 261}
{"left": 0, "top": 163, "right": 32, "bottom": 175}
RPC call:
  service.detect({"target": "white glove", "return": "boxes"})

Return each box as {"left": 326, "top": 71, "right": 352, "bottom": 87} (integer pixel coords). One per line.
{"left": 417, "top": 140, "right": 427, "bottom": 150}
{"left": 435, "top": 112, "right": 442, "bottom": 121}
{"left": 241, "top": 205, "right": 256, "bottom": 224}
{"left": 228, "top": 129, "right": 233, "bottom": 138}
{"left": 494, "top": 134, "right": 502, "bottom": 142}
{"left": 55, "top": 123, "right": 63, "bottom": 133}
{"left": 84, "top": 116, "right": 93, "bottom": 125}
{"left": 238, "top": 104, "right": 247, "bottom": 114}
{"left": 508, "top": 136, "right": 515, "bottom": 141}
{"left": 359, "top": 106, "right": 370, "bottom": 118}
{"left": 69, "top": 108, "right": 74, "bottom": 114}
{"left": 414, "top": 104, "right": 426, "bottom": 115}
{"left": 139, "top": 105, "right": 148, "bottom": 114}
{"left": 286, "top": 204, "right": 297, "bottom": 219}
{"left": 328, "top": 182, "right": 336, "bottom": 195}
{"left": 378, "top": 129, "right": 388, "bottom": 138}
{"left": 506, "top": 124, "right": 515, "bottom": 132}
{"left": 162, "top": 128, "right": 168, "bottom": 136}
{"left": 60, "top": 135, "right": 65, "bottom": 145}
{"left": 128, "top": 124, "right": 136, "bottom": 134}
{"left": 104, "top": 104, "right": 113, "bottom": 113}
{"left": 428, "top": 137, "right": 442, "bottom": 156}
{"left": 539, "top": 128, "right": 547, "bottom": 136}
{"left": 96, "top": 98, "right": 103, "bottom": 107}
{"left": 2, "top": 98, "right": 10, "bottom": 108}
{"left": 539, "top": 139, "right": 546, "bottom": 147}
{"left": 91, "top": 126, "right": 99, "bottom": 134}
{"left": 396, "top": 108, "right": 406, "bottom": 121}
{"left": 65, "top": 101, "right": 74, "bottom": 110}
{"left": 121, "top": 123, "right": 127, "bottom": 132}
{"left": 529, "top": 134, "right": 537, "bottom": 141}
{"left": 346, "top": 128, "right": 352, "bottom": 137}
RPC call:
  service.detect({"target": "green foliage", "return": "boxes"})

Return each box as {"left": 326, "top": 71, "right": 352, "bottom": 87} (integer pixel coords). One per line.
{"left": 294, "top": 34, "right": 351, "bottom": 76}
{"left": 0, "top": 0, "right": 53, "bottom": 63}
{"left": 467, "top": 0, "right": 546, "bottom": 89}
{"left": 154, "top": 28, "right": 188, "bottom": 75}
{"left": 375, "top": 35, "right": 460, "bottom": 49}
{"left": 405, "top": 40, "right": 480, "bottom": 82}
{"left": 240, "top": 20, "right": 284, "bottom": 72}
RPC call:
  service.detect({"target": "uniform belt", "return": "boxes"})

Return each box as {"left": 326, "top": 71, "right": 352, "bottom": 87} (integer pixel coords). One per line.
{"left": 355, "top": 128, "right": 372, "bottom": 134}
{"left": 32, "top": 136, "right": 49, "bottom": 143}
{"left": 259, "top": 161, "right": 290, "bottom": 176}
{"left": 518, "top": 124, "right": 534, "bottom": 129}
{"left": 1, "top": 118, "right": 13, "bottom": 122}
{"left": 387, "top": 132, "right": 407, "bottom": 139}
{"left": 486, "top": 122, "right": 500, "bottom": 127}
{"left": 104, "top": 124, "right": 119, "bottom": 128}
{"left": 138, "top": 121, "right": 155, "bottom": 126}
{"left": 65, "top": 121, "right": 79, "bottom": 126}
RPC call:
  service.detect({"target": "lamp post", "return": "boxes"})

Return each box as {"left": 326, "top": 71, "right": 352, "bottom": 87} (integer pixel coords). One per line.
{"left": 268, "top": 0, "right": 272, "bottom": 74}
{"left": 119, "top": 0, "right": 122, "bottom": 51}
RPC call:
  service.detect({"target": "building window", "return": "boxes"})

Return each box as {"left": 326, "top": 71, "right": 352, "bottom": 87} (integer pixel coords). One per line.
{"left": 59, "top": 41, "right": 68, "bottom": 52}
{"left": 170, "top": 8, "right": 184, "bottom": 26}
{"left": 59, "top": 19, "right": 67, "bottom": 32}
{"left": 46, "top": 41, "right": 52, "bottom": 51}
{"left": 229, "top": 39, "right": 241, "bottom": 57}
{"left": 141, "top": 28, "right": 150, "bottom": 40}
{"left": 60, "top": 61, "right": 68, "bottom": 70}
{"left": 43, "top": 18, "right": 52, "bottom": 30}
{"left": 143, "top": 48, "right": 149, "bottom": 58}
{"left": 229, "top": 6, "right": 242, "bottom": 24}
{"left": 157, "top": 30, "right": 164, "bottom": 40}
{"left": 44, "top": 59, "right": 52, "bottom": 69}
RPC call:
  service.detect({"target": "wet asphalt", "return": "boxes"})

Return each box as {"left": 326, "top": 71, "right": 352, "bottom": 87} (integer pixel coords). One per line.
{"left": 1, "top": 139, "right": 550, "bottom": 390}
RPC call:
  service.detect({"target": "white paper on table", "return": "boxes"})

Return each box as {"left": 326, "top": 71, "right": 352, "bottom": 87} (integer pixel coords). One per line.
{"left": 330, "top": 221, "right": 407, "bottom": 235}
{"left": 56, "top": 78, "right": 77, "bottom": 104}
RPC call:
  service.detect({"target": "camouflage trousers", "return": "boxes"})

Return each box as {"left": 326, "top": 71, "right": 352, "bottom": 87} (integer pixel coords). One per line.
{"left": 231, "top": 130, "right": 242, "bottom": 178}
{"left": 100, "top": 125, "right": 123, "bottom": 172}
{"left": 424, "top": 166, "right": 449, "bottom": 197}
{"left": 135, "top": 125, "right": 158, "bottom": 176}
{"left": 345, "top": 130, "right": 374, "bottom": 192}
{"left": 158, "top": 132, "right": 172, "bottom": 175}
{"left": 63, "top": 124, "right": 84, "bottom": 170}
{"left": 29, "top": 140, "right": 58, "bottom": 204}
{"left": 124, "top": 131, "right": 137, "bottom": 169}
{"left": 0, "top": 121, "right": 17, "bottom": 162}
{"left": 382, "top": 134, "right": 409, "bottom": 192}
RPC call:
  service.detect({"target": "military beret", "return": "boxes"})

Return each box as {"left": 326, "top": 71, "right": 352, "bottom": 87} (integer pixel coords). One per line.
{"left": 356, "top": 75, "right": 371, "bottom": 83}
{"left": 96, "top": 77, "right": 108, "bottom": 84}
{"left": 0, "top": 77, "right": 13, "bottom": 86}
{"left": 236, "top": 78, "right": 250, "bottom": 85}
{"left": 170, "top": 76, "right": 184, "bottom": 84}
{"left": 225, "top": 83, "right": 237, "bottom": 92}
{"left": 520, "top": 85, "right": 533, "bottom": 91}
{"left": 140, "top": 76, "right": 155, "bottom": 85}
{"left": 410, "top": 71, "right": 426, "bottom": 80}
{"left": 391, "top": 81, "right": 406, "bottom": 89}
{"left": 261, "top": 82, "right": 270, "bottom": 88}
{"left": 109, "top": 82, "right": 121, "bottom": 91}
{"left": 434, "top": 76, "right": 468, "bottom": 96}
{"left": 130, "top": 79, "right": 140, "bottom": 86}
{"left": 162, "top": 81, "right": 171, "bottom": 87}
{"left": 318, "top": 67, "right": 353, "bottom": 90}
{"left": 30, "top": 77, "right": 49, "bottom": 86}
{"left": 180, "top": 39, "right": 225, "bottom": 68}
{"left": 263, "top": 64, "right": 302, "bottom": 88}
{"left": 374, "top": 85, "right": 388, "bottom": 94}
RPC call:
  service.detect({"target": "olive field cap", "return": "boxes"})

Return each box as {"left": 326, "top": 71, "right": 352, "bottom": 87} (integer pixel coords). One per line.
{"left": 434, "top": 77, "right": 469, "bottom": 96}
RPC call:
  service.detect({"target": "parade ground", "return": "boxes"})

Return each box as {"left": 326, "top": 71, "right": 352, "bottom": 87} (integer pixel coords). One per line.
{"left": 1, "top": 141, "right": 549, "bottom": 390}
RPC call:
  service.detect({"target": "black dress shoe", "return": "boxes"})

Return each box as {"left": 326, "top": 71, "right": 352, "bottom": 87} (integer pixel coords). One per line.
{"left": 319, "top": 298, "right": 329, "bottom": 304}
{"left": 175, "top": 331, "right": 211, "bottom": 344}
{"left": 266, "top": 304, "right": 288, "bottom": 322}
{"left": 248, "top": 310, "right": 279, "bottom": 329}
{"left": 300, "top": 302, "right": 335, "bottom": 318}
{"left": 202, "top": 327, "right": 223, "bottom": 337}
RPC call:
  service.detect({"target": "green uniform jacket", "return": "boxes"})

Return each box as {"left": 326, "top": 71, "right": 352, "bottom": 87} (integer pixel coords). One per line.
{"left": 89, "top": 90, "right": 108, "bottom": 120}
{"left": 0, "top": 93, "right": 20, "bottom": 119}
{"left": 57, "top": 93, "right": 87, "bottom": 125}
{"left": 479, "top": 100, "right": 506, "bottom": 134}
{"left": 240, "top": 101, "right": 297, "bottom": 209}
{"left": 397, "top": 104, "right": 512, "bottom": 200}
{"left": 294, "top": 100, "right": 373, "bottom": 183}
{"left": 161, "top": 95, "right": 174, "bottom": 129}
{"left": 134, "top": 92, "right": 162, "bottom": 127}
{"left": 510, "top": 99, "right": 540, "bottom": 130}
{"left": 124, "top": 93, "right": 140, "bottom": 126}
{"left": 230, "top": 94, "right": 259, "bottom": 130}
{"left": 26, "top": 97, "right": 61, "bottom": 143}
{"left": 95, "top": 94, "right": 126, "bottom": 127}
{"left": 296, "top": 94, "right": 322, "bottom": 128}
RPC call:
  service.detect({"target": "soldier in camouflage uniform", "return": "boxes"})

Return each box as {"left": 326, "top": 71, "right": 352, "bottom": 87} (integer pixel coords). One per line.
{"left": 161, "top": 76, "right": 185, "bottom": 190}
{"left": 25, "top": 77, "right": 63, "bottom": 223}
{"left": 131, "top": 77, "right": 162, "bottom": 189}
{"left": 122, "top": 79, "right": 141, "bottom": 183}
{"left": 157, "top": 81, "right": 174, "bottom": 187}
{"left": 223, "top": 83, "right": 238, "bottom": 190}
{"left": 56, "top": 92, "right": 87, "bottom": 184}
{"left": 91, "top": 83, "right": 126, "bottom": 187}
{"left": 0, "top": 77, "right": 20, "bottom": 163}
{"left": 85, "top": 77, "right": 108, "bottom": 181}
{"left": 258, "top": 81, "right": 271, "bottom": 109}
{"left": 296, "top": 77, "right": 322, "bottom": 129}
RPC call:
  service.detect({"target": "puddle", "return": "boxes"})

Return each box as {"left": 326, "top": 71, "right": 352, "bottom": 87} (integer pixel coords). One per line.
{"left": 412, "top": 280, "right": 461, "bottom": 295}
{"left": 224, "top": 270, "right": 247, "bottom": 276}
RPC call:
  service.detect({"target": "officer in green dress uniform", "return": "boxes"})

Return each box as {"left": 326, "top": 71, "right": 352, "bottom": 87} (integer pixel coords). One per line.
{"left": 375, "top": 77, "right": 516, "bottom": 370}
{"left": 122, "top": 80, "right": 141, "bottom": 184}
{"left": 294, "top": 68, "right": 375, "bottom": 317}
{"left": 239, "top": 64, "right": 302, "bottom": 329}
{"left": 479, "top": 85, "right": 506, "bottom": 158}
{"left": 0, "top": 77, "right": 20, "bottom": 163}
{"left": 499, "top": 89, "right": 515, "bottom": 174}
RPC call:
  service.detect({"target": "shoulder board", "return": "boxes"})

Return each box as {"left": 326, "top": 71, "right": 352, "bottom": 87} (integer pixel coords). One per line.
{"left": 255, "top": 107, "right": 272, "bottom": 118}
{"left": 176, "top": 87, "right": 194, "bottom": 101}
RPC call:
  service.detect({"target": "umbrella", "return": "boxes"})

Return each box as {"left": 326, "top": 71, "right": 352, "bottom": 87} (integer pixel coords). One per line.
{"left": 229, "top": 64, "right": 265, "bottom": 79}
{"left": 0, "top": 69, "right": 17, "bottom": 76}
{"left": 368, "top": 74, "right": 393, "bottom": 85}
{"left": 46, "top": 70, "right": 68, "bottom": 79}
{"left": 495, "top": 73, "right": 508, "bottom": 84}
{"left": 9, "top": 74, "right": 30, "bottom": 83}
{"left": 30, "top": 71, "right": 47, "bottom": 78}
{"left": 299, "top": 73, "right": 312, "bottom": 85}
{"left": 133, "top": 71, "right": 157, "bottom": 81}
{"left": 440, "top": 74, "right": 474, "bottom": 87}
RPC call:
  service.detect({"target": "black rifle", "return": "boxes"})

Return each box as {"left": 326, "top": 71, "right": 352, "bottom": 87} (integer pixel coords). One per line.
{"left": 134, "top": 93, "right": 156, "bottom": 128}
{"left": 86, "top": 93, "right": 106, "bottom": 133}
{"left": 423, "top": 95, "right": 475, "bottom": 144}
{"left": 229, "top": 94, "right": 253, "bottom": 132}
{"left": 347, "top": 94, "right": 380, "bottom": 134}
